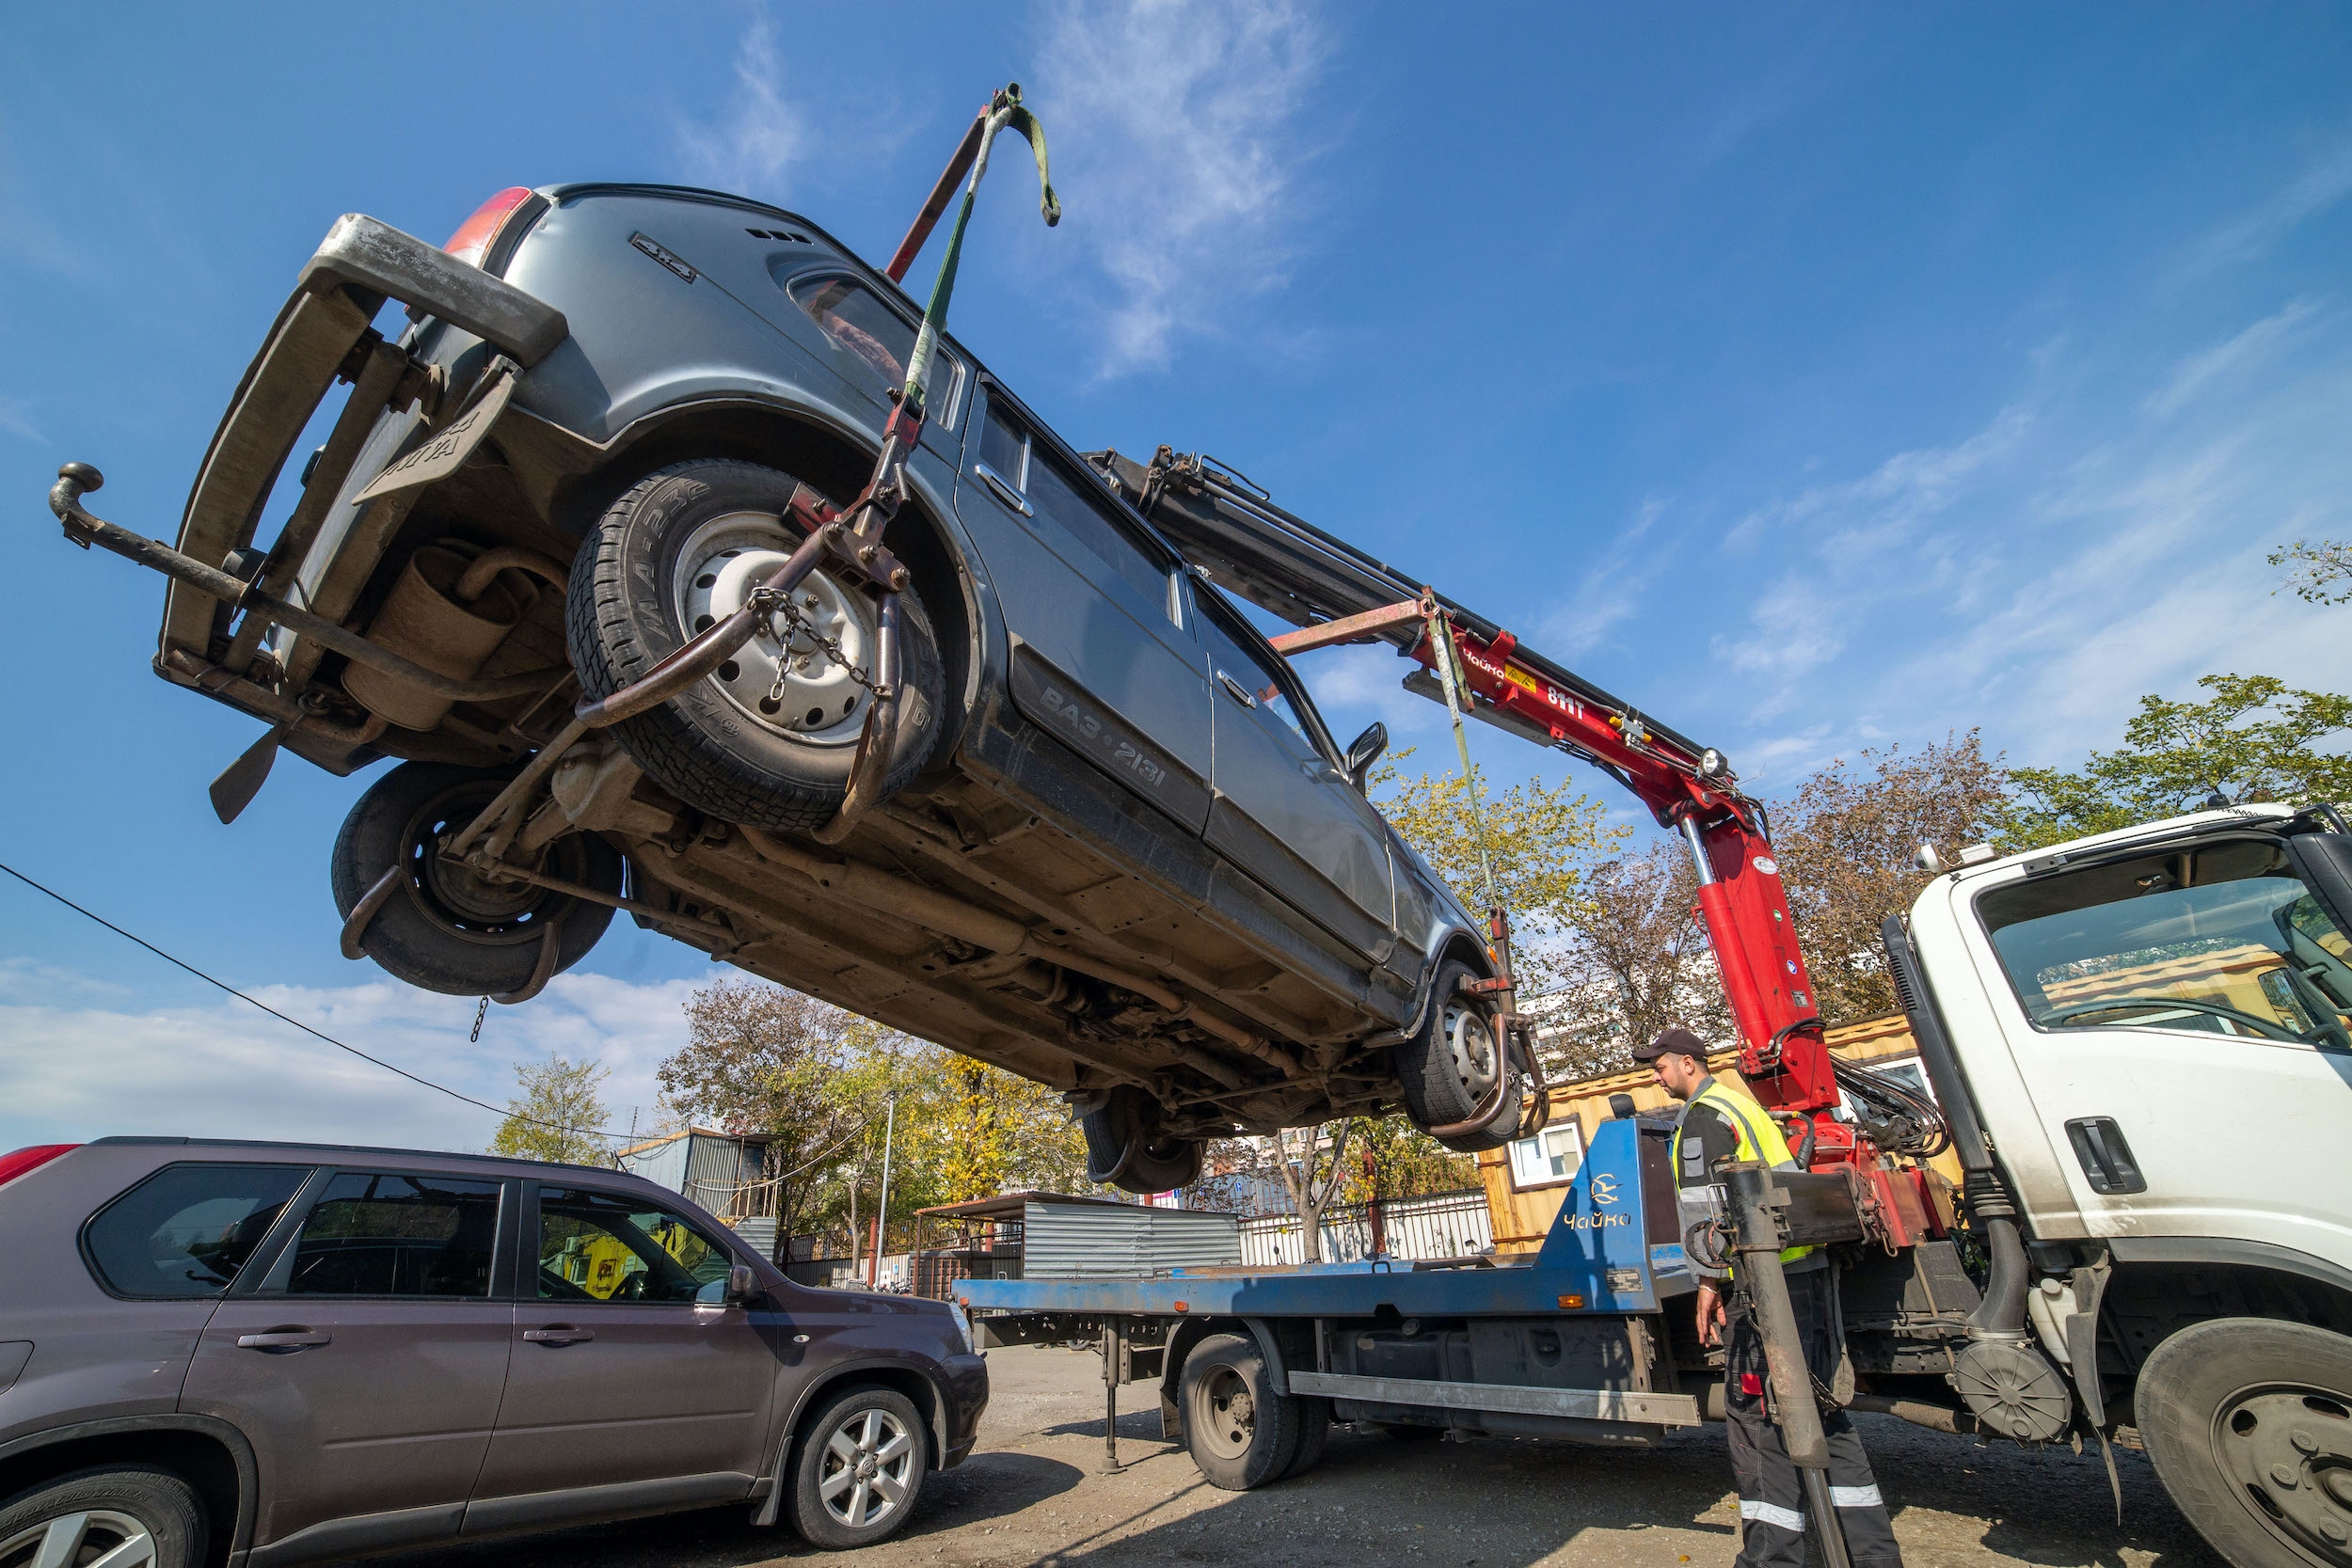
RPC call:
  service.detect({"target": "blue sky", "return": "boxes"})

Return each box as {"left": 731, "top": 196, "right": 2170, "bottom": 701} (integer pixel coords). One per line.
{"left": 4, "top": 3, "right": 2347, "bottom": 1151}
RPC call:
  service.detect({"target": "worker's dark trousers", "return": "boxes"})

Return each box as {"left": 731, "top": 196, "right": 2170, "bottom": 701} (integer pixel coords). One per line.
{"left": 1724, "top": 1270, "right": 1902, "bottom": 1568}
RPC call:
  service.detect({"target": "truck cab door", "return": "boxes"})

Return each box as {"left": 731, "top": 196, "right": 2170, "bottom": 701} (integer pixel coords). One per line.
{"left": 1955, "top": 832, "right": 2352, "bottom": 1267}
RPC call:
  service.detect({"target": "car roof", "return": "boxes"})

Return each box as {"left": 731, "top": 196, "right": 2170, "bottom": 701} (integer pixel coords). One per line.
{"left": 87, "top": 1134, "right": 636, "bottom": 1181}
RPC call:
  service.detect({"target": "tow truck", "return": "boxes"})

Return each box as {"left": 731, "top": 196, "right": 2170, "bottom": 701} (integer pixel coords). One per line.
{"left": 961, "top": 449, "right": 2352, "bottom": 1568}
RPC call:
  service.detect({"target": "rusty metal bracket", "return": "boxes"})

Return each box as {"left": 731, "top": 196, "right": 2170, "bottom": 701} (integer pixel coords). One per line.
{"left": 339, "top": 864, "right": 404, "bottom": 960}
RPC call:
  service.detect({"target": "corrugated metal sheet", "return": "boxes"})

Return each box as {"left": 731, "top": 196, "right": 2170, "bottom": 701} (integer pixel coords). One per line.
{"left": 683, "top": 1132, "right": 762, "bottom": 1215}
{"left": 730, "top": 1216, "right": 777, "bottom": 1261}
{"left": 1022, "top": 1201, "right": 1240, "bottom": 1280}
{"left": 618, "top": 1134, "right": 690, "bottom": 1193}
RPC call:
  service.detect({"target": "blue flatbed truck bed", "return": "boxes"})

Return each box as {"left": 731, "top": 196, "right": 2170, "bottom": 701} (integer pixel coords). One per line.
{"left": 957, "top": 1118, "right": 1711, "bottom": 1484}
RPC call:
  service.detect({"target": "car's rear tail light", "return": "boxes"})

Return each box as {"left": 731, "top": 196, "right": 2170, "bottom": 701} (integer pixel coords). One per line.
{"left": 443, "top": 186, "right": 539, "bottom": 271}
{"left": 0, "top": 1145, "right": 78, "bottom": 1188}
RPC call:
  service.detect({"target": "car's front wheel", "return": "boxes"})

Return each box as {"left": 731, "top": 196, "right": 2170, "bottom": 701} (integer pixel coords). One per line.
{"left": 787, "top": 1384, "right": 929, "bottom": 1550}
{"left": 0, "top": 1465, "right": 206, "bottom": 1568}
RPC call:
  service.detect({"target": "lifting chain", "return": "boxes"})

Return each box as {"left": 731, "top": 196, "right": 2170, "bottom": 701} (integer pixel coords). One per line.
{"left": 469, "top": 996, "right": 489, "bottom": 1043}
{"left": 753, "top": 588, "right": 887, "bottom": 708}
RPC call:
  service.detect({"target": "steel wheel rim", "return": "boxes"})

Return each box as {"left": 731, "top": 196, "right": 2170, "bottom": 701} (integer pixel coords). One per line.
{"left": 1190, "top": 1364, "right": 1257, "bottom": 1460}
{"left": 1442, "top": 997, "right": 1499, "bottom": 1096}
{"left": 402, "top": 781, "right": 576, "bottom": 945}
{"left": 817, "top": 1405, "right": 914, "bottom": 1530}
{"left": 2210, "top": 1383, "right": 2352, "bottom": 1564}
{"left": 673, "top": 510, "right": 876, "bottom": 745}
{"left": 0, "top": 1508, "right": 158, "bottom": 1568}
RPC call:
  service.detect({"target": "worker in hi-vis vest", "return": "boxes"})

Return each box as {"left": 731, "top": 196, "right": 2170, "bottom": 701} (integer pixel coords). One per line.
{"left": 1634, "top": 1027, "right": 1903, "bottom": 1568}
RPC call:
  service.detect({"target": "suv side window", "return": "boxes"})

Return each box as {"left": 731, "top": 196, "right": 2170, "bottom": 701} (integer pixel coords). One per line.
{"left": 534, "top": 1186, "right": 737, "bottom": 1304}
{"left": 977, "top": 404, "right": 1178, "bottom": 624}
{"left": 83, "top": 1163, "right": 311, "bottom": 1299}
{"left": 280, "top": 1172, "right": 503, "bottom": 1298}
{"left": 783, "top": 273, "right": 961, "bottom": 421}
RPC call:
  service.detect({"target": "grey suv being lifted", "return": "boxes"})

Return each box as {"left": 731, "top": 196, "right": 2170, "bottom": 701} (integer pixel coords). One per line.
{"left": 0, "top": 1136, "right": 986, "bottom": 1566}
{"left": 50, "top": 182, "right": 1521, "bottom": 1191}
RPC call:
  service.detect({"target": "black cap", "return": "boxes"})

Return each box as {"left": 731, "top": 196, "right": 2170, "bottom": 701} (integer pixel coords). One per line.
{"left": 1632, "top": 1027, "right": 1708, "bottom": 1064}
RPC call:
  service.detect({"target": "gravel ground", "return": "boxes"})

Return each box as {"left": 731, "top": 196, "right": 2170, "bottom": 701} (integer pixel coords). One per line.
{"left": 341, "top": 1346, "right": 2223, "bottom": 1568}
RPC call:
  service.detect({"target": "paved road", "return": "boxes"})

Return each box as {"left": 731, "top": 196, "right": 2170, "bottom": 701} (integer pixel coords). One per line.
{"left": 342, "top": 1346, "right": 2222, "bottom": 1568}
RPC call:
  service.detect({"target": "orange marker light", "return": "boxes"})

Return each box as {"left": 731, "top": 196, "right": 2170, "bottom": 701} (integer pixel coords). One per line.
{"left": 1557, "top": 1293, "right": 1585, "bottom": 1310}
{"left": 1172, "top": 1301, "right": 1190, "bottom": 1313}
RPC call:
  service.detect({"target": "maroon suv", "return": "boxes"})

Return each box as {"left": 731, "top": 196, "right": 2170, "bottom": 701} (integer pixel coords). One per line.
{"left": 0, "top": 1137, "right": 987, "bottom": 1565}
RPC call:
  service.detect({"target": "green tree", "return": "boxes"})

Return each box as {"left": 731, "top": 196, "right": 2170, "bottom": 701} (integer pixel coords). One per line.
{"left": 1548, "top": 843, "right": 1731, "bottom": 1077}
{"left": 1342, "top": 1115, "right": 1478, "bottom": 1207}
{"left": 1773, "top": 732, "right": 2011, "bottom": 1022}
{"left": 490, "top": 1053, "right": 611, "bottom": 1164}
{"left": 2270, "top": 539, "right": 2352, "bottom": 605}
{"left": 2001, "top": 675, "right": 2352, "bottom": 850}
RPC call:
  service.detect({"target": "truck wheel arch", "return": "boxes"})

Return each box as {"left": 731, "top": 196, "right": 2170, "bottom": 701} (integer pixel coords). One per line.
{"left": 753, "top": 1360, "right": 951, "bottom": 1528}
{"left": 1160, "top": 1316, "right": 1299, "bottom": 1429}
{"left": 2104, "top": 1239, "right": 2352, "bottom": 1409}
{"left": 0, "top": 1415, "right": 257, "bottom": 1563}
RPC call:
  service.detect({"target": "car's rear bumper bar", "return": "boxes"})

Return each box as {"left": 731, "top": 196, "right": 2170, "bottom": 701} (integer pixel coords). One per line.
{"left": 162, "top": 214, "right": 568, "bottom": 664}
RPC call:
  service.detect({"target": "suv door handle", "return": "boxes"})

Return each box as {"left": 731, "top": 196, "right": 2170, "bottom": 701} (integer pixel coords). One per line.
{"left": 236, "top": 1331, "right": 330, "bottom": 1351}
{"left": 1216, "top": 672, "right": 1258, "bottom": 708}
{"left": 521, "top": 1327, "right": 595, "bottom": 1345}
{"left": 975, "top": 464, "right": 1032, "bottom": 516}
{"left": 2064, "top": 1117, "right": 2147, "bottom": 1195}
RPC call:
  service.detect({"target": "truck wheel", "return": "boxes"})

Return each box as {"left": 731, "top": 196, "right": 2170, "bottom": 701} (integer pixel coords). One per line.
{"left": 1181, "top": 1332, "right": 1303, "bottom": 1490}
{"left": 1081, "top": 1086, "right": 1204, "bottom": 1196}
{"left": 1395, "top": 958, "right": 1522, "bottom": 1152}
{"left": 0, "top": 1465, "right": 206, "bottom": 1568}
{"left": 567, "top": 459, "right": 944, "bottom": 833}
{"left": 787, "top": 1383, "right": 929, "bottom": 1550}
{"left": 2137, "top": 1317, "right": 2352, "bottom": 1568}
{"left": 331, "top": 761, "right": 618, "bottom": 995}
{"left": 1280, "top": 1395, "right": 1332, "bottom": 1479}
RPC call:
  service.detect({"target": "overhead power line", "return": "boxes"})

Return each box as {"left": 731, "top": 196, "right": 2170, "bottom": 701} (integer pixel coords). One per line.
{"left": 0, "top": 859, "right": 622, "bottom": 1143}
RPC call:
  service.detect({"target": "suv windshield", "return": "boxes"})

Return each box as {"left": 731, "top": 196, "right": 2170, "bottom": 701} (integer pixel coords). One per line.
{"left": 1979, "top": 836, "right": 2352, "bottom": 1048}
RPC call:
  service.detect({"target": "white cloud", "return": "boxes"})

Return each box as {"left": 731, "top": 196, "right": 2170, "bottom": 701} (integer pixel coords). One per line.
{"left": 2145, "top": 297, "right": 2325, "bottom": 417}
{"left": 0, "top": 971, "right": 702, "bottom": 1154}
{"left": 0, "top": 396, "right": 44, "bottom": 445}
{"left": 2178, "top": 133, "right": 2352, "bottom": 280}
{"left": 675, "top": 12, "right": 812, "bottom": 201}
{"left": 1030, "top": 0, "right": 1331, "bottom": 376}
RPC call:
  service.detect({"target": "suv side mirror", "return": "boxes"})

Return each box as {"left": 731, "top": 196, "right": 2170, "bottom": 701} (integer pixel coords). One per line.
{"left": 724, "top": 1263, "right": 759, "bottom": 1306}
{"left": 1343, "top": 722, "right": 1389, "bottom": 791}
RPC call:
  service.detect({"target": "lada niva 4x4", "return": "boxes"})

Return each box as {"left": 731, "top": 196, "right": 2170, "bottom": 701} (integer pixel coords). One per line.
{"left": 63, "top": 184, "right": 1522, "bottom": 1189}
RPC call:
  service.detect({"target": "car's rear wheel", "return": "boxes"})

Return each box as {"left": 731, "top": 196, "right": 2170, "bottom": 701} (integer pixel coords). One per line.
{"left": 0, "top": 1465, "right": 206, "bottom": 1568}
{"left": 788, "top": 1383, "right": 929, "bottom": 1550}
{"left": 567, "top": 459, "right": 944, "bottom": 833}
{"left": 1394, "top": 958, "right": 1523, "bottom": 1152}
{"left": 1081, "top": 1086, "right": 1204, "bottom": 1196}
{"left": 331, "top": 761, "right": 619, "bottom": 995}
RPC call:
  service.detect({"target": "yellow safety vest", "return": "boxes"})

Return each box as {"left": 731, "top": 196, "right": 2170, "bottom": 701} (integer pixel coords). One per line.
{"left": 1672, "top": 1078, "right": 1815, "bottom": 1272}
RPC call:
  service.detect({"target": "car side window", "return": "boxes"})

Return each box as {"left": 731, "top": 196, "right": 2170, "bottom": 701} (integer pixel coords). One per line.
{"left": 783, "top": 273, "right": 961, "bottom": 421}
{"left": 975, "top": 404, "right": 1178, "bottom": 624}
{"left": 1194, "top": 594, "right": 1323, "bottom": 756}
{"left": 281, "top": 1171, "right": 502, "bottom": 1298}
{"left": 535, "top": 1186, "right": 737, "bottom": 1305}
{"left": 83, "top": 1163, "right": 311, "bottom": 1299}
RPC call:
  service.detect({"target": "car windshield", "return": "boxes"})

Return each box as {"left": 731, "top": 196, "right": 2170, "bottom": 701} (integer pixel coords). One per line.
{"left": 1979, "top": 836, "right": 2352, "bottom": 1048}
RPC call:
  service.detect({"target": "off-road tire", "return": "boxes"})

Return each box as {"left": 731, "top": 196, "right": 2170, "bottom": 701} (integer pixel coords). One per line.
{"left": 0, "top": 1465, "right": 206, "bottom": 1568}
{"left": 1395, "top": 958, "right": 1523, "bottom": 1152}
{"left": 1181, "top": 1333, "right": 1304, "bottom": 1491}
{"left": 1080, "top": 1086, "right": 1205, "bottom": 1195}
{"left": 567, "top": 460, "right": 944, "bottom": 833}
{"left": 787, "top": 1382, "right": 929, "bottom": 1550}
{"left": 2137, "top": 1317, "right": 2352, "bottom": 1568}
{"left": 331, "top": 761, "right": 619, "bottom": 995}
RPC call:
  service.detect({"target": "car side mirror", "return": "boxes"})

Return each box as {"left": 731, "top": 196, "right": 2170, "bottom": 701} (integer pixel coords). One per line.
{"left": 1343, "top": 721, "right": 1389, "bottom": 791}
{"left": 725, "top": 1263, "right": 759, "bottom": 1307}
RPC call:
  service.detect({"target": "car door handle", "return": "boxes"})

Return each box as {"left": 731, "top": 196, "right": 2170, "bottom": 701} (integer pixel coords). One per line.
{"left": 236, "top": 1331, "right": 330, "bottom": 1351}
{"left": 975, "top": 464, "right": 1032, "bottom": 516}
{"left": 2064, "top": 1117, "right": 2147, "bottom": 1195}
{"left": 1216, "top": 672, "right": 1258, "bottom": 708}
{"left": 521, "top": 1327, "right": 596, "bottom": 1345}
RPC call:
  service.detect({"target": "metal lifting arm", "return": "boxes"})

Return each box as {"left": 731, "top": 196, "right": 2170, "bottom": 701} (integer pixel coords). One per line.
{"left": 1096, "top": 446, "right": 1838, "bottom": 1117}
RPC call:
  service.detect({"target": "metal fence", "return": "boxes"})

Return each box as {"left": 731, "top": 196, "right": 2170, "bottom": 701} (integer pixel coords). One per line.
{"left": 1238, "top": 1187, "right": 1492, "bottom": 1266}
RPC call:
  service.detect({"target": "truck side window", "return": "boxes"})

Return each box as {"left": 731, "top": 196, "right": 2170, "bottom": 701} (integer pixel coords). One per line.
{"left": 977, "top": 406, "right": 1177, "bottom": 625}
{"left": 1979, "top": 839, "right": 2352, "bottom": 1048}
{"left": 784, "top": 274, "right": 961, "bottom": 421}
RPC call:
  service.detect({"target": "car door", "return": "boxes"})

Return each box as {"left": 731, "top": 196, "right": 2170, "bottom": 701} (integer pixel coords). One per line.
{"left": 955, "top": 388, "right": 1216, "bottom": 831}
{"left": 1192, "top": 586, "right": 1397, "bottom": 961}
{"left": 179, "top": 1167, "right": 514, "bottom": 1558}
{"left": 1963, "top": 837, "right": 2352, "bottom": 1262}
{"left": 469, "top": 1182, "right": 777, "bottom": 1515}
